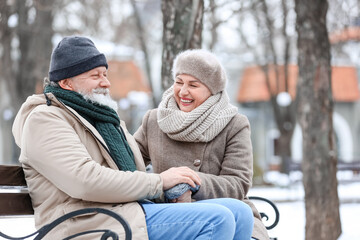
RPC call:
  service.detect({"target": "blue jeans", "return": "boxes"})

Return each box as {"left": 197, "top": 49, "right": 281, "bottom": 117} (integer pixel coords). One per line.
{"left": 141, "top": 198, "right": 254, "bottom": 240}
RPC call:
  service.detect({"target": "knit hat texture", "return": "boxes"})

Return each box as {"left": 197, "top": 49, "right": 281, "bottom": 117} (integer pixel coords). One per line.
{"left": 49, "top": 36, "right": 108, "bottom": 82}
{"left": 172, "top": 49, "right": 227, "bottom": 94}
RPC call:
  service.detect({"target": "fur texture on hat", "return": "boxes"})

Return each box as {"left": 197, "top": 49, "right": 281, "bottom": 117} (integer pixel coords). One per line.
{"left": 49, "top": 36, "right": 108, "bottom": 82}
{"left": 172, "top": 49, "right": 227, "bottom": 94}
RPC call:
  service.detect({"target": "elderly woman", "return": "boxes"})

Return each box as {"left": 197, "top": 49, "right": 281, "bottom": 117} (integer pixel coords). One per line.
{"left": 134, "top": 49, "right": 269, "bottom": 240}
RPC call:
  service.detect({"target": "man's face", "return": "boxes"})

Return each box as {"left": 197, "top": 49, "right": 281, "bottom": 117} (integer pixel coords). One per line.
{"left": 70, "top": 66, "right": 110, "bottom": 94}
{"left": 59, "top": 66, "right": 118, "bottom": 111}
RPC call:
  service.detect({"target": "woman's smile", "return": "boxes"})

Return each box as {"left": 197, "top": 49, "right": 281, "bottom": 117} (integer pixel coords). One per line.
{"left": 173, "top": 74, "right": 211, "bottom": 112}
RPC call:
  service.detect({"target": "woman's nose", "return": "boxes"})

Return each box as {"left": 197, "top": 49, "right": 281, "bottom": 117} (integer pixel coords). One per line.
{"left": 179, "top": 85, "right": 189, "bottom": 95}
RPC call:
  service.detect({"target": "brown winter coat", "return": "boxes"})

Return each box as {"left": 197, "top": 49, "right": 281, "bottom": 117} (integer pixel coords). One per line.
{"left": 12, "top": 93, "right": 163, "bottom": 240}
{"left": 134, "top": 109, "right": 269, "bottom": 240}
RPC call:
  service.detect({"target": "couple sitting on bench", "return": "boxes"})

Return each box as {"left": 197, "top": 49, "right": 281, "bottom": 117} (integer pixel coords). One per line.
{"left": 12, "top": 36, "right": 269, "bottom": 240}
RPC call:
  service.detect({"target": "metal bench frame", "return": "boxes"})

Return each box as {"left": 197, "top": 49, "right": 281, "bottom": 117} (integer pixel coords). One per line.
{"left": 0, "top": 165, "right": 131, "bottom": 240}
{"left": 1, "top": 165, "right": 280, "bottom": 239}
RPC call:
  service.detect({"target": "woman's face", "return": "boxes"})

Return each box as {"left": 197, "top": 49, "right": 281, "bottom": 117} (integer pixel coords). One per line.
{"left": 173, "top": 74, "right": 211, "bottom": 112}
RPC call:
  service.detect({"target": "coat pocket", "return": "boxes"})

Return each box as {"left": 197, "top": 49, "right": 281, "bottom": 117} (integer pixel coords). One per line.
{"left": 62, "top": 202, "right": 101, "bottom": 239}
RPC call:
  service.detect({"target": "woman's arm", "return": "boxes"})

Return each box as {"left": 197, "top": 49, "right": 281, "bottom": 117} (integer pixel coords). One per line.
{"left": 133, "top": 110, "right": 152, "bottom": 167}
{"left": 193, "top": 115, "right": 253, "bottom": 201}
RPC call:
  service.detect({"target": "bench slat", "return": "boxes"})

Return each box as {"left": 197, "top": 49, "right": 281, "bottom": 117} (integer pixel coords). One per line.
{"left": 0, "top": 165, "right": 27, "bottom": 186}
{"left": 0, "top": 193, "right": 34, "bottom": 215}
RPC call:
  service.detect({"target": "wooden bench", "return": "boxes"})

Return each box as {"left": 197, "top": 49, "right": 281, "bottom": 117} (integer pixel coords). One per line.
{"left": 289, "top": 160, "right": 360, "bottom": 183}
{"left": 0, "top": 165, "right": 132, "bottom": 240}
{"left": 289, "top": 160, "right": 360, "bottom": 172}
{"left": 0, "top": 165, "right": 280, "bottom": 239}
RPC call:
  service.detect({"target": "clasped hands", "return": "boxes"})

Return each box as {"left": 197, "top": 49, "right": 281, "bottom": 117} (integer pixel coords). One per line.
{"left": 160, "top": 166, "right": 201, "bottom": 203}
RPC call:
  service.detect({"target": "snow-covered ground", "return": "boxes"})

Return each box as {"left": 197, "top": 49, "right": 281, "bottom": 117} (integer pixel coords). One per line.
{"left": 1, "top": 172, "right": 359, "bottom": 240}
{"left": 249, "top": 181, "right": 360, "bottom": 240}
{"left": 248, "top": 170, "right": 360, "bottom": 240}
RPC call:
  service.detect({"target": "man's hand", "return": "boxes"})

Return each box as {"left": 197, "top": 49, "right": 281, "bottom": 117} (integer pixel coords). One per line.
{"left": 171, "top": 190, "right": 192, "bottom": 203}
{"left": 160, "top": 167, "right": 201, "bottom": 190}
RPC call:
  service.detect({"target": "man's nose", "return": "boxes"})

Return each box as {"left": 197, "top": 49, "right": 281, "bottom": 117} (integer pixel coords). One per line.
{"left": 100, "top": 77, "right": 111, "bottom": 88}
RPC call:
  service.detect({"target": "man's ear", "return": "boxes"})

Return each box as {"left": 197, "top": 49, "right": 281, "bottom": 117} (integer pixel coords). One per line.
{"left": 58, "top": 79, "right": 74, "bottom": 91}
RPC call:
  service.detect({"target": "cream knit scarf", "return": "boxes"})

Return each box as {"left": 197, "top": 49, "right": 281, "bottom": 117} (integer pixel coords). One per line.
{"left": 157, "top": 87, "right": 238, "bottom": 142}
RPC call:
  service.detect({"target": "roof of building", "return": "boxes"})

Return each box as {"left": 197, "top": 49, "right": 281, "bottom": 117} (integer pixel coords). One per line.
{"left": 329, "top": 26, "right": 360, "bottom": 44}
{"left": 107, "top": 60, "right": 150, "bottom": 99}
{"left": 237, "top": 65, "right": 360, "bottom": 103}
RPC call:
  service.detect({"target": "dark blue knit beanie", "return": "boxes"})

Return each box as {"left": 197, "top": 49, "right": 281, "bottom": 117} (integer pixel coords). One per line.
{"left": 49, "top": 36, "right": 108, "bottom": 82}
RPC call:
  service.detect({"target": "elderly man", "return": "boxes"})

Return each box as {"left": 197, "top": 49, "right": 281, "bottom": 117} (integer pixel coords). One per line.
{"left": 12, "top": 36, "right": 252, "bottom": 240}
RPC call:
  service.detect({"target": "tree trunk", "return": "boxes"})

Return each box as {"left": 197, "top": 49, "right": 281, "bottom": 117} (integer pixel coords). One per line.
{"left": 276, "top": 128, "right": 293, "bottom": 173}
{"left": 161, "top": 0, "right": 204, "bottom": 91}
{"left": 13, "top": 0, "right": 54, "bottom": 109}
{"left": 129, "top": 0, "right": 157, "bottom": 108}
{"left": 295, "top": 1, "right": 341, "bottom": 239}
{"left": 0, "top": 0, "right": 54, "bottom": 164}
{"left": 244, "top": 1, "right": 296, "bottom": 173}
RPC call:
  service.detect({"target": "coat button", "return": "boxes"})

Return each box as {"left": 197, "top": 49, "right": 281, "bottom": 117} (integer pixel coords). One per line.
{"left": 193, "top": 159, "right": 201, "bottom": 167}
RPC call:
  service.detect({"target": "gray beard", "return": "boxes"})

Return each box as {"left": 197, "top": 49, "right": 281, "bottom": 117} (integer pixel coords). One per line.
{"left": 79, "top": 88, "right": 118, "bottom": 112}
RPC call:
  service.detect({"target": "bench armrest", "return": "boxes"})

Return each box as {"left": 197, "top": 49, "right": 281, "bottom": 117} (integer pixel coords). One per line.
{"left": 0, "top": 207, "right": 132, "bottom": 240}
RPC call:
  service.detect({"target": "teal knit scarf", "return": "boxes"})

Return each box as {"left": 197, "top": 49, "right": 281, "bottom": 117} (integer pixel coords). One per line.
{"left": 44, "top": 86, "right": 137, "bottom": 172}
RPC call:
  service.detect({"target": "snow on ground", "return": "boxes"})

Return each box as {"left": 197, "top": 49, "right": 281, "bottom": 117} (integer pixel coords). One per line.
{"left": 1, "top": 173, "right": 359, "bottom": 240}
{"left": 249, "top": 171, "right": 360, "bottom": 240}
{"left": 249, "top": 184, "right": 360, "bottom": 240}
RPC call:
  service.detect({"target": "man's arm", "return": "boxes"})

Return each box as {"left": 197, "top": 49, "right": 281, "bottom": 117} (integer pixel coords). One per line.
{"left": 23, "top": 109, "right": 163, "bottom": 202}
{"left": 23, "top": 108, "right": 200, "bottom": 203}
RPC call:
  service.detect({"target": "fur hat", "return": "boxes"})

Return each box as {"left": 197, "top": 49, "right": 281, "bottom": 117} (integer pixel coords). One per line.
{"left": 172, "top": 49, "right": 227, "bottom": 94}
{"left": 49, "top": 36, "right": 108, "bottom": 82}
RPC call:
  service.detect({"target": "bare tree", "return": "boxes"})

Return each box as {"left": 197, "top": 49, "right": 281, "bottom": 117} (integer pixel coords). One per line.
{"left": 0, "top": 0, "right": 54, "bottom": 111}
{"left": 54, "top": 0, "right": 114, "bottom": 37}
{"left": 15, "top": 0, "right": 54, "bottom": 108}
{"left": 0, "top": 0, "right": 55, "bottom": 163}
{"left": 205, "top": 0, "right": 239, "bottom": 51}
{"left": 129, "top": 0, "right": 156, "bottom": 107}
{"left": 161, "top": 0, "right": 204, "bottom": 91}
{"left": 236, "top": 0, "right": 296, "bottom": 173}
{"left": 295, "top": 0, "right": 341, "bottom": 239}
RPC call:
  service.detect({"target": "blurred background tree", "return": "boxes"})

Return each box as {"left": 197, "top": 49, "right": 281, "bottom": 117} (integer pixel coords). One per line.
{"left": 295, "top": 0, "right": 342, "bottom": 239}
{"left": 161, "top": 0, "right": 204, "bottom": 91}
{"left": 0, "top": 0, "right": 55, "bottom": 162}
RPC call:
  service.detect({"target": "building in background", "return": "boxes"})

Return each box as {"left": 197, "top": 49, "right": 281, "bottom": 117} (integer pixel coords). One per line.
{"left": 237, "top": 65, "right": 360, "bottom": 171}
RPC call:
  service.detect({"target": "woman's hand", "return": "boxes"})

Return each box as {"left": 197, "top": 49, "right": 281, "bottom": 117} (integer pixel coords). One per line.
{"left": 160, "top": 167, "right": 201, "bottom": 190}
{"left": 171, "top": 190, "right": 192, "bottom": 203}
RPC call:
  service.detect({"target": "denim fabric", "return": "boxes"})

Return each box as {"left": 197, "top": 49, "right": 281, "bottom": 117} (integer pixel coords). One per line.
{"left": 141, "top": 198, "right": 254, "bottom": 240}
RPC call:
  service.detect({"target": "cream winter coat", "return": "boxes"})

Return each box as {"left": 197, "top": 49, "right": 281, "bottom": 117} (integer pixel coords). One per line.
{"left": 12, "top": 93, "right": 163, "bottom": 240}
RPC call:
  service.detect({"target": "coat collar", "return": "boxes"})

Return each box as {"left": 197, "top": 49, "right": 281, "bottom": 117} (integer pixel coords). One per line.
{"left": 45, "top": 93, "right": 119, "bottom": 170}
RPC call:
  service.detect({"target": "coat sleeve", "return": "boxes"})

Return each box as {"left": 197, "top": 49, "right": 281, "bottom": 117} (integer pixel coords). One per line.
{"left": 22, "top": 107, "right": 163, "bottom": 203}
{"left": 193, "top": 115, "right": 253, "bottom": 201}
{"left": 133, "top": 110, "right": 152, "bottom": 167}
